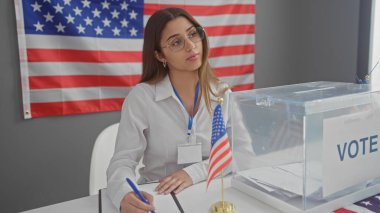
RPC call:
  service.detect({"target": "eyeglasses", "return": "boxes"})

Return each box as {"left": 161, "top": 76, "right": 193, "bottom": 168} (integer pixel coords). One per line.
{"left": 161, "top": 26, "right": 205, "bottom": 52}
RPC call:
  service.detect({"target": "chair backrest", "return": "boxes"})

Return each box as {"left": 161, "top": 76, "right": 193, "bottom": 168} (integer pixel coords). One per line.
{"left": 89, "top": 123, "right": 119, "bottom": 195}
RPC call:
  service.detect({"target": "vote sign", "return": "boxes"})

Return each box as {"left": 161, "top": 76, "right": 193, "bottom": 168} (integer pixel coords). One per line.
{"left": 322, "top": 109, "right": 380, "bottom": 197}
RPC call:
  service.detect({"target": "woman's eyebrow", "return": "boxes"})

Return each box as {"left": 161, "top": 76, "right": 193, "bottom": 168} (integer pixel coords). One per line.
{"left": 166, "top": 33, "right": 180, "bottom": 42}
{"left": 166, "top": 26, "right": 195, "bottom": 41}
{"left": 185, "top": 25, "right": 195, "bottom": 32}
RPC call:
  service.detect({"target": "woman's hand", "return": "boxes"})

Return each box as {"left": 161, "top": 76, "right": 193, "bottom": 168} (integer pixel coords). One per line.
{"left": 120, "top": 191, "right": 155, "bottom": 213}
{"left": 155, "top": 170, "right": 193, "bottom": 195}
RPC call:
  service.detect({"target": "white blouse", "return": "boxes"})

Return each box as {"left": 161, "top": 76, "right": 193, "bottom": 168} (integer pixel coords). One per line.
{"left": 106, "top": 75, "right": 231, "bottom": 208}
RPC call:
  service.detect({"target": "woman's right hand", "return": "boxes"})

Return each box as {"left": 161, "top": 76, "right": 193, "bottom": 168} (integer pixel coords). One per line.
{"left": 120, "top": 191, "right": 155, "bottom": 213}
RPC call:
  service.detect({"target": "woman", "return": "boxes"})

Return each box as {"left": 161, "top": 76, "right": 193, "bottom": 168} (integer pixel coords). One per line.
{"left": 106, "top": 7, "right": 230, "bottom": 213}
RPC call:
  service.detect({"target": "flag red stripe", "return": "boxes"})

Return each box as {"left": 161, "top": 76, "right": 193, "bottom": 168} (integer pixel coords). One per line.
{"left": 30, "top": 98, "right": 124, "bottom": 118}
{"left": 27, "top": 49, "right": 142, "bottom": 63}
{"left": 209, "top": 148, "right": 232, "bottom": 173}
{"left": 144, "top": 4, "right": 255, "bottom": 16}
{"left": 214, "top": 64, "right": 254, "bottom": 77}
{"left": 209, "top": 138, "right": 229, "bottom": 162}
{"left": 333, "top": 208, "right": 357, "bottom": 213}
{"left": 207, "top": 157, "right": 233, "bottom": 188}
{"left": 205, "top": 25, "right": 255, "bottom": 36}
{"left": 29, "top": 75, "right": 141, "bottom": 89}
{"left": 28, "top": 76, "right": 252, "bottom": 92}
{"left": 27, "top": 64, "right": 253, "bottom": 90}
{"left": 209, "top": 45, "right": 254, "bottom": 58}
{"left": 232, "top": 83, "right": 254, "bottom": 91}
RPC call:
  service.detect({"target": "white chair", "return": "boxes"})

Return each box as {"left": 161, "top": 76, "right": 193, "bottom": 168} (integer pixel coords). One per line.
{"left": 89, "top": 123, "right": 119, "bottom": 195}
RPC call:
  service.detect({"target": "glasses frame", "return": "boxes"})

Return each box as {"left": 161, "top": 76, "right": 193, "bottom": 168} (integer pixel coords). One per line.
{"left": 161, "top": 26, "right": 205, "bottom": 52}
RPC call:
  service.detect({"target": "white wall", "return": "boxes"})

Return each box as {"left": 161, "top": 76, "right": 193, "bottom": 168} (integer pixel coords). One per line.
{"left": 255, "top": 0, "right": 360, "bottom": 89}
{"left": 371, "top": 0, "right": 380, "bottom": 89}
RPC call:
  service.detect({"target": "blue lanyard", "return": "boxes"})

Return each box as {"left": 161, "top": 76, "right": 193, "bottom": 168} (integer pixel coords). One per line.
{"left": 173, "top": 82, "right": 200, "bottom": 136}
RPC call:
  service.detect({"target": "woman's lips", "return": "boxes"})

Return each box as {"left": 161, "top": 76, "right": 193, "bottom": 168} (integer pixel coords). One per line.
{"left": 187, "top": 53, "right": 200, "bottom": 61}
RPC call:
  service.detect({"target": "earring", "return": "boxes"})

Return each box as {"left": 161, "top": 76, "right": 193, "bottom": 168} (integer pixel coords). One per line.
{"left": 162, "top": 59, "right": 167, "bottom": 68}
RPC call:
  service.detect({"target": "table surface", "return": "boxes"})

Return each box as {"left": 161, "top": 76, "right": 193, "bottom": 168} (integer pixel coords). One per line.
{"left": 21, "top": 176, "right": 282, "bottom": 213}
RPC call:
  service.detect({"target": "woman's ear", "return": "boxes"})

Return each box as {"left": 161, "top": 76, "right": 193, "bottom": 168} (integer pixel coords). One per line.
{"left": 154, "top": 50, "right": 165, "bottom": 63}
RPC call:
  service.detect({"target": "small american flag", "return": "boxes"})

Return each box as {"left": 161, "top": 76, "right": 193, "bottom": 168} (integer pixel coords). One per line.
{"left": 14, "top": 0, "right": 255, "bottom": 118}
{"left": 335, "top": 193, "right": 380, "bottom": 213}
{"left": 207, "top": 103, "right": 233, "bottom": 189}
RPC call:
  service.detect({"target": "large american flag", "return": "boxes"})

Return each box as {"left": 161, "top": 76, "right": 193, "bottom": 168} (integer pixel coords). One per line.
{"left": 207, "top": 103, "right": 233, "bottom": 189}
{"left": 14, "top": 0, "right": 255, "bottom": 118}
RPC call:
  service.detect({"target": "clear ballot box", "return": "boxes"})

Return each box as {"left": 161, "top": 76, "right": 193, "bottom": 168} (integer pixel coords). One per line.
{"left": 230, "top": 82, "right": 380, "bottom": 212}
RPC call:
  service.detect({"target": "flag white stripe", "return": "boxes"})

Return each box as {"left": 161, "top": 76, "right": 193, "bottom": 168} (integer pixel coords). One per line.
{"left": 209, "top": 54, "right": 255, "bottom": 67}
{"left": 30, "top": 87, "right": 131, "bottom": 103}
{"left": 28, "top": 62, "right": 142, "bottom": 76}
{"left": 26, "top": 35, "right": 144, "bottom": 50}
{"left": 220, "top": 73, "right": 255, "bottom": 87}
{"left": 26, "top": 34, "right": 255, "bottom": 50}
{"left": 195, "top": 14, "right": 255, "bottom": 27}
{"left": 209, "top": 34, "right": 255, "bottom": 48}
{"left": 28, "top": 53, "right": 253, "bottom": 76}
{"left": 143, "top": 14, "right": 255, "bottom": 27}
{"left": 144, "top": 0, "right": 255, "bottom": 5}
{"left": 29, "top": 55, "right": 253, "bottom": 78}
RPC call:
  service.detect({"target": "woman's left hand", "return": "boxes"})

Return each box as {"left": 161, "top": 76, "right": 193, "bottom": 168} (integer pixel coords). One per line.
{"left": 155, "top": 170, "right": 193, "bottom": 195}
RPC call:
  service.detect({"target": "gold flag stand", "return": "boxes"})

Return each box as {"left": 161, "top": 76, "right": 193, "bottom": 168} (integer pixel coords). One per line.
{"left": 210, "top": 97, "right": 235, "bottom": 213}
{"left": 210, "top": 170, "right": 236, "bottom": 213}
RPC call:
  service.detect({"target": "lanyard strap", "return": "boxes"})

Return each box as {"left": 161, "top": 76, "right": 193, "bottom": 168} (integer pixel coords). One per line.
{"left": 173, "top": 82, "right": 200, "bottom": 136}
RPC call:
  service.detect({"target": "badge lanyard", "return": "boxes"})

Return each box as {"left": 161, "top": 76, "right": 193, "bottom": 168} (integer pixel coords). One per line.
{"left": 173, "top": 82, "right": 200, "bottom": 140}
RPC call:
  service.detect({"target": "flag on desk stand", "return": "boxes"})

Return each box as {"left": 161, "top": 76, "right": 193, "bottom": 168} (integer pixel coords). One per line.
{"left": 207, "top": 98, "right": 235, "bottom": 213}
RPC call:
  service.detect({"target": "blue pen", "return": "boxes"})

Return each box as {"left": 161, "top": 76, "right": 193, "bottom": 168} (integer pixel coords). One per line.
{"left": 126, "top": 178, "right": 156, "bottom": 213}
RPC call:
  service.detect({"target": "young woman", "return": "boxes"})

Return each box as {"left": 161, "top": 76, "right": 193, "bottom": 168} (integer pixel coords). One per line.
{"left": 106, "top": 7, "right": 230, "bottom": 213}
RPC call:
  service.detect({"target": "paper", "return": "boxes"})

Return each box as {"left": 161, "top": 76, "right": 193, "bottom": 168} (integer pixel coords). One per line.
{"left": 237, "top": 162, "right": 321, "bottom": 198}
{"left": 100, "top": 188, "right": 180, "bottom": 213}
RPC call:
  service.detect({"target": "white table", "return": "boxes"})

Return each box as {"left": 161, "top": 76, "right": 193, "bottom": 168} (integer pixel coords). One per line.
{"left": 22, "top": 177, "right": 281, "bottom": 213}
{"left": 20, "top": 195, "right": 99, "bottom": 213}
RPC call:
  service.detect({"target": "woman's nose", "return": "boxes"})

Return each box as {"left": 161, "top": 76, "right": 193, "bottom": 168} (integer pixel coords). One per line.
{"left": 184, "top": 37, "right": 196, "bottom": 51}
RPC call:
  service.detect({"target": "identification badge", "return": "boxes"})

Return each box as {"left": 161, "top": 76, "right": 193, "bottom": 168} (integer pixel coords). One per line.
{"left": 177, "top": 143, "right": 202, "bottom": 164}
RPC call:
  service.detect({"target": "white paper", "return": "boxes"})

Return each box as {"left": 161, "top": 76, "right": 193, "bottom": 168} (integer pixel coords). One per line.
{"left": 323, "top": 109, "right": 380, "bottom": 197}
{"left": 177, "top": 143, "right": 202, "bottom": 164}
{"left": 101, "top": 188, "right": 179, "bottom": 213}
{"left": 237, "top": 162, "right": 321, "bottom": 197}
